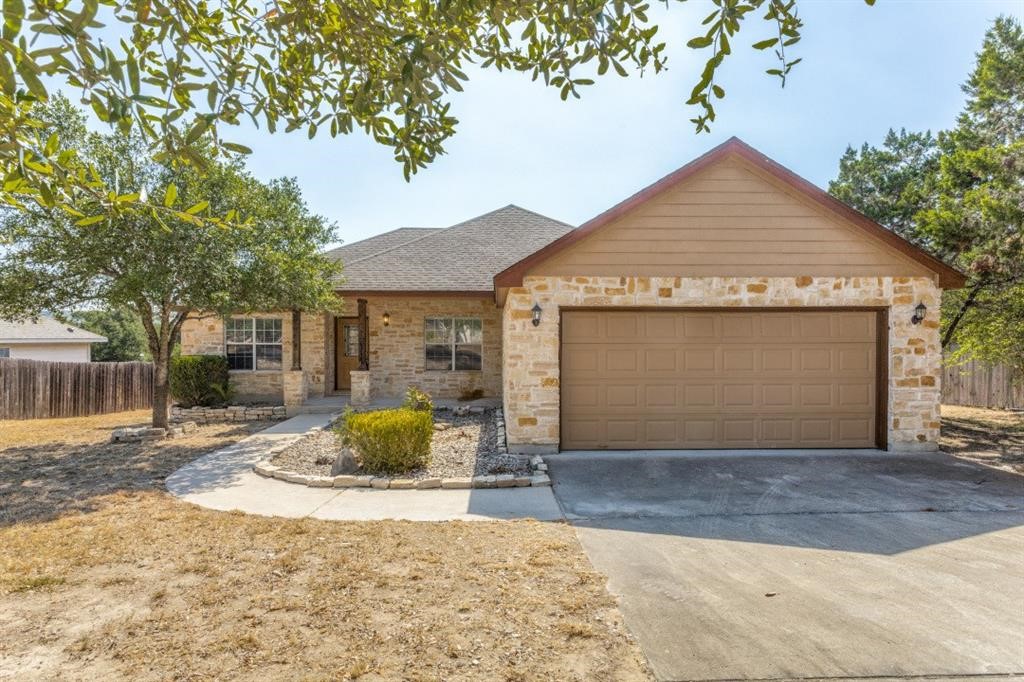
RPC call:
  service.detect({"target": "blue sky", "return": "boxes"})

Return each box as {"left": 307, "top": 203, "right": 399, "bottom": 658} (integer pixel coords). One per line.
{"left": 228, "top": 1, "right": 1021, "bottom": 247}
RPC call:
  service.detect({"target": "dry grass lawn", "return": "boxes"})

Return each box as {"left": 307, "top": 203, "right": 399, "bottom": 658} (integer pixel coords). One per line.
{"left": 0, "top": 412, "right": 650, "bottom": 681}
{"left": 941, "top": 404, "right": 1024, "bottom": 473}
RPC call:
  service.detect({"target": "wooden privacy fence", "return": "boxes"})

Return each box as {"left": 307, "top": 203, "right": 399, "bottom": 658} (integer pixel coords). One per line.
{"left": 942, "top": 357, "right": 1023, "bottom": 410}
{"left": 0, "top": 359, "right": 153, "bottom": 420}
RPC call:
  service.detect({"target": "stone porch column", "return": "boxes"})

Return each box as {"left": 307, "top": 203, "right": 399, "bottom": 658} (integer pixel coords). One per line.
{"left": 283, "top": 369, "right": 308, "bottom": 416}
{"left": 350, "top": 370, "right": 371, "bottom": 407}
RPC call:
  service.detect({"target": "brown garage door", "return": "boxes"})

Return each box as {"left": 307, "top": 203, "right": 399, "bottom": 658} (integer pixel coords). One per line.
{"left": 561, "top": 310, "right": 879, "bottom": 449}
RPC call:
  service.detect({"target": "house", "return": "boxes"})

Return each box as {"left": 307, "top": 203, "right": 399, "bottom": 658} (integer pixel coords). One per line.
{"left": 0, "top": 317, "right": 107, "bottom": 362}
{"left": 180, "top": 138, "right": 965, "bottom": 453}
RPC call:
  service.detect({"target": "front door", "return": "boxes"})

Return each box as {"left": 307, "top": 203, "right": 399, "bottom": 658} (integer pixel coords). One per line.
{"left": 335, "top": 317, "right": 361, "bottom": 391}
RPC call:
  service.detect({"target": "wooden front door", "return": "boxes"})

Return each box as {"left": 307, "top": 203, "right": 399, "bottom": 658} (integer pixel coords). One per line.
{"left": 335, "top": 317, "right": 361, "bottom": 391}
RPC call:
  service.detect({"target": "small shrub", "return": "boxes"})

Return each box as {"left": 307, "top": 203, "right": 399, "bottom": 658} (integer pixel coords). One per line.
{"left": 340, "top": 407, "right": 432, "bottom": 474}
{"left": 170, "top": 354, "right": 230, "bottom": 408}
{"left": 402, "top": 385, "right": 433, "bottom": 412}
{"left": 458, "top": 387, "right": 485, "bottom": 402}
{"left": 208, "top": 381, "right": 236, "bottom": 407}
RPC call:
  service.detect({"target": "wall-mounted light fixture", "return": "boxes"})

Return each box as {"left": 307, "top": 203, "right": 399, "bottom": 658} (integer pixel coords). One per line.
{"left": 531, "top": 303, "right": 542, "bottom": 327}
{"left": 911, "top": 302, "right": 927, "bottom": 325}
{"left": 382, "top": 312, "right": 391, "bottom": 327}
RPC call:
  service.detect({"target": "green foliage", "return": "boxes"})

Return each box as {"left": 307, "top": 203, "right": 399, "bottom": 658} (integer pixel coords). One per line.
{"left": 65, "top": 307, "right": 150, "bottom": 362}
{"left": 340, "top": 408, "right": 433, "bottom": 475}
{"left": 0, "top": 0, "right": 871, "bottom": 223}
{"left": 828, "top": 16, "right": 1024, "bottom": 369}
{"left": 208, "top": 381, "right": 237, "bottom": 408}
{"left": 402, "top": 385, "right": 434, "bottom": 412}
{"left": 0, "top": 95, "right": 341, "bottom": 426}
{"left": 170, "top": 355, "right": 229, "bottom": 408}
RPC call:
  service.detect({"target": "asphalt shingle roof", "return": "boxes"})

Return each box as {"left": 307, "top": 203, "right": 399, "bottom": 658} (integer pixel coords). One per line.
{"left": 0, "top": 317, "right": 107, "bottom": 344}
{"left": 327, "top": 205, "right": 574, "bottom": 292}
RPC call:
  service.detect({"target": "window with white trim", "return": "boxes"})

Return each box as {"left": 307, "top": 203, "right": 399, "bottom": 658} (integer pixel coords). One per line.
{"left": 424, "top": 317, "right": 482, "bottom": 371}
{"left": 225, "top": 317, "right": 283, "bottom": 370}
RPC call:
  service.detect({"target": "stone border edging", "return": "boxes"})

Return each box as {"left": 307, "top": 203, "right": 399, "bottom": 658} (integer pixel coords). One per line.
{"left": 171, "top": 404, "right": 287, "bottom": 424}
{"left": 251, "top": 406, "right": 552, "bottom": 490}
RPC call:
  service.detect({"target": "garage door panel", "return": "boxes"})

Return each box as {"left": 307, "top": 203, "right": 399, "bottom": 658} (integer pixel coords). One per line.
{"left": 561, "top": 310, "right": 878, "bottom": 449}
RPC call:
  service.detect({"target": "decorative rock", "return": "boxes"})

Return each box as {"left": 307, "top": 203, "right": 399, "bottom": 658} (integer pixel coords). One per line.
{"left": 272, "top": 470, "right": 292, "bottom": 481}
{"left": 416, "top": 478, "right": 442, "bottom": 490}
{"left": 433, "top": 422, "right": 451, "bottom": 431}
{"left": 441, "top": 477, "right": 473, "bottom": 489}
{"left": 530, "top": 474, "right": 551, "bottom": 487}
{"left": 332, "top": 475, "right": 357, "bottom": 488}
{"left": 308, "top": 476, "right": 335, "bottom": 488}
{"left": 535, "top": 463, "right": 548, "bottom": 472}
{"left": 495, "top": 474, "right": 517, "bottom": 488}
{"left": 390, "top": 478, "right": 417, "bottom": 490}
{"left": 469, "top": 406, "right": 485, "bottom": 414}
{"left": 513, "top": 476, "right": 532, "bottom": 487}
{"left": 181, "top": 421, "right": 198, "bottom": 433}
{"left": 330, "top": 448, "right": 359, "bottom": 476}
{"left": 353, "top": 475, "right": 374, "bottom": 487}
{"left": 472, "top": 475, "right": 496, "bottom": 489}
{"left": 370, "top": 477, "right": 390, "bottom": 490}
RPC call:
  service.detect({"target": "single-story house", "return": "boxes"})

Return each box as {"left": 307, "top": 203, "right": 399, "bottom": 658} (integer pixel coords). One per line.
{"left": 180, "top": 138, "right": 964, "bottom": 453}
{"left": 0, "top": 317, "right": 107, "bottom": 362}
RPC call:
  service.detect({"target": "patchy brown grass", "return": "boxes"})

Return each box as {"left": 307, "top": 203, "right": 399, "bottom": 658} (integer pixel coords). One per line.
{"left": 0, "top": 413, "right": 651, "bottom": 681}
{"left": 941, "top": 405, "right": 1024, "bottom": 473}
{"left": 0, "top": 411, "right": 266, "bottom": 526}
{"left": 0, "top": 409, "right": 153, "bottom": 449}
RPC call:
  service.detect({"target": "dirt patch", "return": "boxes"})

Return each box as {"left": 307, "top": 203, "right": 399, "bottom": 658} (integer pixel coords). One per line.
{"left": 0, "top": 411, "right": 266, "bottom": 526}
{"left": 272, "top": 409, "right": 531, "bottom": 479}
{"left": 0, "top": 493, "right": 650, "bottom": 681}
{"left": 941, "top": 405, "right": 1024, "bottom": 473}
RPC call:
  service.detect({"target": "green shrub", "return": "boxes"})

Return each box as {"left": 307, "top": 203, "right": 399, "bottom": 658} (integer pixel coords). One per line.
{"left": 340, "top": 407, "right": 433, "bottom": 475}
{"left": 170, "top": 354, "right": 230, "bottom": 408}
{"left": 402, "top": 385, "right": 433, "bottom": 412}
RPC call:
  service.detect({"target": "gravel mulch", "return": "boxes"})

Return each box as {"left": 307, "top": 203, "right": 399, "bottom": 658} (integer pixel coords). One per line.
{"left": 270, "top": 408, "right": 531, "bottom": 480}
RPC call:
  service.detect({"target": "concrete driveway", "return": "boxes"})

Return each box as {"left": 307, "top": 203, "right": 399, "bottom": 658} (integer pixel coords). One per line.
{"left": 547, "top": 450, "right": 1024, "bottom": 681}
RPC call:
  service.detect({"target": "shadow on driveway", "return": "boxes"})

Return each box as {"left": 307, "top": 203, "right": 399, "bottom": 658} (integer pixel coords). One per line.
{"left": 547, "top": 450, "right": 1024, "bottom": 681}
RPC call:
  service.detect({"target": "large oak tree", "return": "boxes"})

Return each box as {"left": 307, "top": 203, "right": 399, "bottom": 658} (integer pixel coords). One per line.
{"left": 0, "top": 96, "right": 340, "bottom": 427}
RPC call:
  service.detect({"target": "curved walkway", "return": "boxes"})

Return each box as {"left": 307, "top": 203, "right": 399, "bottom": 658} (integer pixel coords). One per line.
{"left": 165, "top": 414, "right": 562, "bottom": 522}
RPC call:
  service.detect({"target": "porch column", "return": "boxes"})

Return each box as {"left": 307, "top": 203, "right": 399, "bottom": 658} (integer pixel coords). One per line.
{"left": 291, "top": 308, "right": 302, "bottom": 370}
{"left": 357, "top": 298, "right": 369, "bottom": 370}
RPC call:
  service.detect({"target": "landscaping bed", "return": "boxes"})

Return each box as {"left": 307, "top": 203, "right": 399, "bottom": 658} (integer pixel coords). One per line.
{"left": 266, "top": 407, "right": 540, "bottom": 488}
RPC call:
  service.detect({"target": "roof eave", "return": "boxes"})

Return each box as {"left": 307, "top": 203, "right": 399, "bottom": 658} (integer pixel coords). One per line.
{"left": 493, "top": 137, "right": 968, "bottom": 290}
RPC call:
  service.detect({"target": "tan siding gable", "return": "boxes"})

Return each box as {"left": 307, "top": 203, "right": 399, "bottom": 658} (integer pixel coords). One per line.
{"left": 530, "top": 156, "right": 934, "bottom": 279}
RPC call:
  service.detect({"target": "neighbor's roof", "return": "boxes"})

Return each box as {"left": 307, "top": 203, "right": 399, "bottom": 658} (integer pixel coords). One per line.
{"left": 0, "top": 317, "right": 107, "bottom": 344}
{"left": 326, "top": 205, "right": 574, "bottom": 293}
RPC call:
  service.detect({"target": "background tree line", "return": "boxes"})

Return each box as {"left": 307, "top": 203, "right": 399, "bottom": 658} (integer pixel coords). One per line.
{"left": 829, "top": 16, "right": 1023, "bottom": 374}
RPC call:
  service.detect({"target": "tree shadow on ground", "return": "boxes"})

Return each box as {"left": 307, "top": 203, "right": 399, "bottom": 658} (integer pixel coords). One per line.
{"left": 941, "top": 415, "right": 1024, "bottom": 473}
{"left": 0, "top": 422, "right": 265, "bottom": 527}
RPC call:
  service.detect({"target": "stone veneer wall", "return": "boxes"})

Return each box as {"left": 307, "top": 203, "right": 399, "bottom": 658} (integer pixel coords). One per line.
{"left": 178, "top": 296, "right": 502, "bottom": 402}
{"left": 362, "top": 296, "right": 502, "bottom": 399}
{"left": 179, "top": 312, "right": 330, "bottom": 403}
{"left": 502, "top": 275, "right": 942, "bottom": 453}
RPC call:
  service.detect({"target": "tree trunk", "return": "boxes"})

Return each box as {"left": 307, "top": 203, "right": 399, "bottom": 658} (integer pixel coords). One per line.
{"left": 152, "top": 353, "right": 171, "bottom": 429}
{"left": 941, "top": 281, "right": 984, "bottom": 349}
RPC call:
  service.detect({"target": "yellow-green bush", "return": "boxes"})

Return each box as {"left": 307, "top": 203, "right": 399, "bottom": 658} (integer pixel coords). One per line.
{"left": 339, "top": 407, "right": 432, "bottom": 474}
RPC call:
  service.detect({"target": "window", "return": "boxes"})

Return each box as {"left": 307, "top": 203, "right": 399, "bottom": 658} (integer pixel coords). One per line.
{"left": 225, "top": 317, "right": 282, "bottom": 371}
{"left": 0, "top": 348, "right": 9, "bottom": 358}
{"left": 425, "top": 317, "right": 482, "bottom": 371}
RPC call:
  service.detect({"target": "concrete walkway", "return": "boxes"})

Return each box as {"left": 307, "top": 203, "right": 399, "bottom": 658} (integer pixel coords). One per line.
{"left": 165, "top": 414, "right": 562, "bottom": 522}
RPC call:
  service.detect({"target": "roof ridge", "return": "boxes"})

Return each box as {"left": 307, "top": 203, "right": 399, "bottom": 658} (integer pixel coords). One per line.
{"left": 342, "top": 205, "right": 567, "bottom": 267}
{"left": 342, "top": 225, "right": 446, "bottom": 266}
{"left": 502, "top": 203, "right": 575, "bottom": 230}
{"left": 329, "top": 227, "right": 442, "bottom": 265}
